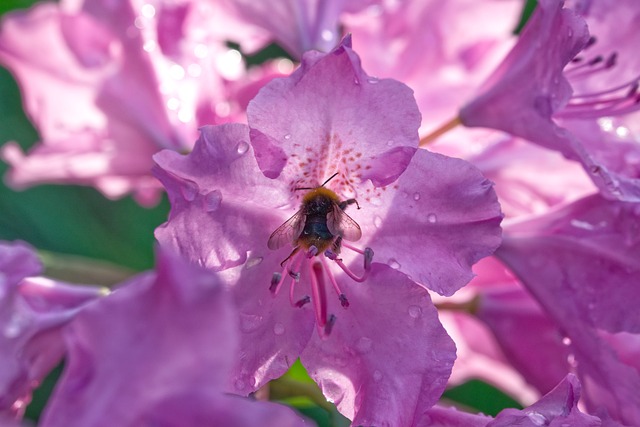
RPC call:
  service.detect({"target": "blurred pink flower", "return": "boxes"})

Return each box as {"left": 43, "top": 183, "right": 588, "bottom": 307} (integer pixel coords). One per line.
{"left": 423, "top": 374, "right": 621, "bottom": 426}
{"left": 343, "top": 0, "right": 521, "bottom": 137}
{"left": 460, "top": 0, "right": 640, "bottom": 201}
{"left": 497, "top": 194, "right": 640, "bottom": 425}
{"left": 218, "top": 0, "right": 375, "bottom": 58}
{"left": 153, "top": 38, "right": 502, "bottom": 425}
{"left": 0, "top": 0, "right": 283, "bottom": 204}
{"left": 0, "top": 241, "right": 104, "bottom": 420}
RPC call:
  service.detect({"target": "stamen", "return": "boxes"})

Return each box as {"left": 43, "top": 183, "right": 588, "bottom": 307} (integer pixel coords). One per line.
{"left": 286, "top": 253, "right": 305, "bottom": 304}
{"left": 339, "top": 294, "right": 350, "bottom": 308}
{"left": 294, "top": 295, "right": 311, "bottom": 308}
{"left": 331, "top": 258, "right": 366, "bottom": 282}
{"left": 306, "top": 245, "right": 318, "bottom": 258}
{"left": 324, "top": 314, "right": 337, "bottom": 337}
{"left": 270, "top": 272, "right": 283, "bottom": 293}
{"left": 419, "top": 116, "right": 462, "bottom": 147}
{"left": 320, "top": 256, "right": 349, "bottom": 308}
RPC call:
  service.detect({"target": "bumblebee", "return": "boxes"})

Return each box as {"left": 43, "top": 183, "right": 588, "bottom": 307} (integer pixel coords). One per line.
{"left": 268, "top": 173, "right": 362, "bottom": 263}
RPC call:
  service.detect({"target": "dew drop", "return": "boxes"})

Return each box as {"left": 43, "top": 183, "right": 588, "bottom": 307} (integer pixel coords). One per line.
{"left": 4, "top": 313, "right": 27, "bottom": 338}
{"left": 413, "top": 192, "right": 421, "bottom": 201}
{"left": 369, "top": 196, "right": 382, "bottom": 206}
{"left": 245, "top": 256, "right": 263, "bottom": 269}
{"left": 181, "top": 180, "right": 199, "bottom": 201}
{"left": 373, "top": 370, "right": 383, "bottom": 382}
{"left": 355, "top": 337, "right": 373, "bottom": 353}
{"left": 236, "top": 141, "right": 249, "bottom": 155}
{"left": 354, "top": 77, "right": 360, "bottom": 85}
{"left": 203, "top": 190, "right": 222, "bottom": 211}
{"left": 284, "top": 134, "right": 292, "bottom": 140}
{"left": 386, "top": 139, "right": 394, "bottom": 146}
{"left": 367, "top": 77, "right": 379, "bottom": 84}
{"left": 239, "top": 313, "right": 263, "bottom": 333}
{"left": 562, "top": 337, "right": 572, "bottom": 346}
{"left": 273, "top": 322, "right": 285, "bottom": 335}
{"left": 373, "top": 215, "right": 383, "bottom": 228}
{"left": 408, "top": 305, "right": 422, "bottom": 319}
{"left": 388, "top": 258, "right": 401, "bottom": 269}
{"left": 320, "top": 29, "right": 334, "bottom": 42}
{"left": 526, "top": 412, "right": 547, "bottom": 426}
{"left": 426, "top": 213, "right": 437, "bottom": 224}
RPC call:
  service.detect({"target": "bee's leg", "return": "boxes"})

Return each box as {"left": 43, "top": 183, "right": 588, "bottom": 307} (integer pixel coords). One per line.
{"left": 279, "top": 246, "right": 300, "bottom": 268}
{"left": 331, "top": 236, "right": 343, "bottom": 255}
{"left": 339, "top": 198, "right": 360, "bottom": 210}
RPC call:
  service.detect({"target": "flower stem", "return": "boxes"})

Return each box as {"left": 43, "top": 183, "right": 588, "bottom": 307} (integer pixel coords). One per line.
{"left": 419, "top": 116, "right": 462, "bottom": 147}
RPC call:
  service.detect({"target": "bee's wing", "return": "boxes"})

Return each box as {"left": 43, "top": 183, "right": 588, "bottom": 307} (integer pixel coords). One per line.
{"left": 267, "top": 210, "right": 305, "bottom": 250}
{"left": 327, "top": 204, "right": 362, "bottom": 242}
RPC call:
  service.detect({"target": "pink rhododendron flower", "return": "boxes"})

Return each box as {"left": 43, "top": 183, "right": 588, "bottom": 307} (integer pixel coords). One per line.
{"left": 420, "top": 375, "right": 621, "bottom": 426}
{"left": 0, "top": 241, "right": 104, "bottom": 419}
{"left": 497, "top": 194, "right": 640, "bottom": 425}
{"left": 218, "top": 0, "right": 374, "bottom": 58}
{"left": 0, "top": 0, "right": 282, "bottom": 204}
{"left": 343, "top": 0, "right": 520, "bottom": 136}
{"left": 153, "top": 37, "right": 502, "bottom": 425}
{"left": 40, "top": 248, "right": 307, "bottom": 426}
{"left": 459, "top": 0, "right": 640, "bottom": 201}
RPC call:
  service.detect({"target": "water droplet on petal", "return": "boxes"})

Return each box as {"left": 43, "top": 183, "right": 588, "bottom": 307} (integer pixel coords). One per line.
{"left": 181, "top": 180, "right": 199, "bottom": 201}
{"left": 388, "top": 258, "right": 401, "bottom": 269}
{"left": 386, "top": 139, "right": 394, "bottom": 146}
{"left": 245, "top": 256, "right": 263, "bottom": 269}
{"left": 355, "top": 337, "right": 373, "bottom": 353}
{"left": 4, "top": 312, "right": 28, "bottom": 338}
{"left": 408, "top": 305, "right": 422, "bottom": 319}
{"left": 413, "top": 192, "right": 421, "bottom": 201}
{"left": 273, "top": 322, "right": 285, "bottom": 335}
{"left": 203, "top": 190, "right": 222, "bottom": 211}
{"left": 562, "top": 337, "right": 572, "bottom": 346}
{"left": 236, "top": 141, "right": 249, "bottom": 155}
{"left": 354, "top": 77, "right": 360, "bottom": 85}
{"left": 427, "top": 213, "right": 437, "bottom": 224}
{"left": 373, "top": 216, "right": 383, "bottom": 228}
{"left": 526, "top": 412, "right": 547, "bottom": 426}
{"left": 370, "top": 197, "right": 382, "bottom": 206}
{"left": 239, "top": 313, "right": 263, "bottom": 333}
{"left": 321, "top": 29, "right": 334, "bottom": 42}
{"left": 284, "top": 134, "right": 292, "bottom": 140}
{"left": 367, "top": 77, "right": 379, "bottom": 84}
{"left": 373, "top": 370, "right": 383, "bottom": 382}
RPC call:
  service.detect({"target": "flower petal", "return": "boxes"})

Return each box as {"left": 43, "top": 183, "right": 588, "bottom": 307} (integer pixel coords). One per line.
{"left": 362, "top": 149, "right": 503, "bottom": 296}
{"left": 498, "top": 194, "right": 640, "bottom": 333}
{"left": 153, "top": 124, "right": 291, "bottom": 270}
{"left": 41, "top": 248, "right": 241, "bottom": 425}
{"left": 247, "top": 36, "right": 420, "bottom": 188}
{"left": 0, "top": 241, "right": 103, "bottom": 419}
{"left": 487, "top": 375, "right": 602, "bottom": 427}
{"left": 300, "top": 263, "right": 456, "bottom": 426}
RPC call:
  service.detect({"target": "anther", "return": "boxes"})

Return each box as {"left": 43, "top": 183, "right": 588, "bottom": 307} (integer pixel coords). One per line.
{"left": 588, "top": 55, "right": 603, "bottom": 66}
{"left": 288, "top": 270, "right": 300, "bottom": 281}
{"left": 605, "top": 52, "right": 617, "bottom": 69}
{"left": 363, "top": 247, "right": 374, "bottom": 271}
{"left": 306, "top": 245, "right": 319, "bottom": 258}
{"left": 270, "top": 272, "right": 283, "bottom": 293}
{"left": 339, "top": 294, "right": 350, "bottom": 308}
{"left": 295, "top": 296, "right": 311, "bottom": 307}
{"left": 324, "top": 249, "right": 339, "bottom": 260}
{"left": 324, "top": 314, "right": 337, "bottom": 336}
{"left": 585, "top": 36, "right": 597, "bottom": 49}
